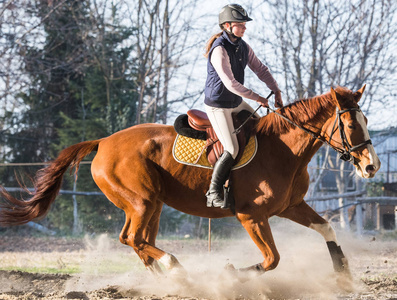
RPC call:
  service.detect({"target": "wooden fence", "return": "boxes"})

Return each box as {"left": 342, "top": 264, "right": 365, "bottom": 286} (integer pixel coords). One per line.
{"left": 3, "top": 187, "right": 397, "bottom": 237}
{"left": 307, "top": 191, "right": 397, "bottom": 236}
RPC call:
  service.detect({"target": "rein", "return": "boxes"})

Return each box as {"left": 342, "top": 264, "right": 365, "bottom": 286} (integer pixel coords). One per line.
{"left": 267, "top": 105, "right": 372, "bottom": 163}
{"left": 233, "top": 91, "right": 274, "bottom": 134}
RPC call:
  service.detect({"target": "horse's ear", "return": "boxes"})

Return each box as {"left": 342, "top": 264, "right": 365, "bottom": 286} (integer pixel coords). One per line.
{"left": 353, "top": 84, "right": 366, "bottom": 103}
{"left": 330, "top": 87, "right": 342, "bottom": 109}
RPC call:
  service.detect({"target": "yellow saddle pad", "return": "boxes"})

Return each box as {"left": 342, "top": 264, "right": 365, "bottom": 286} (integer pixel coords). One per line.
{"left": 172, "top": 134, "right": 257, "bottom": 170}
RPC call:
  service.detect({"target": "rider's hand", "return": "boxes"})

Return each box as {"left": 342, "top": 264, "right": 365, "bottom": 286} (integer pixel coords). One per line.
{"left": 274, "top": 90, "right": 283, "bottom": 108}
{"left": 257, "top": 96, "right": 269, "bottom": 108}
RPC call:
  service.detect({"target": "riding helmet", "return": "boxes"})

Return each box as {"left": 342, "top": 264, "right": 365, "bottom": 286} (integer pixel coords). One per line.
{"left": 218, "top": 4, "right": 253, "bottom": 25}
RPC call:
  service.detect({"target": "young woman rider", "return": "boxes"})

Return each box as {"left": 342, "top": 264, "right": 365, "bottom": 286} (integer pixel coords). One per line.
{"left": 204, "top": 4, "right": 283, "bottom": 208}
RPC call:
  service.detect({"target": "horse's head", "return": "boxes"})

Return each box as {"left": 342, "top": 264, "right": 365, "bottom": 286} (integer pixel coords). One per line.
{"left": 326, "top": 85, "right": 381, "bottom": 179}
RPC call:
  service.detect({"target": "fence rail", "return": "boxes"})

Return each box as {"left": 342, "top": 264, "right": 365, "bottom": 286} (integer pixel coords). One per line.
{"left": 3, "top": 187, "right": 105, "bottom": 197}
{"left": 3, "top": 186, "right": 397, "bottom": 236}
{"left": 305, "top": 190, "right": 366, "bottom": 202}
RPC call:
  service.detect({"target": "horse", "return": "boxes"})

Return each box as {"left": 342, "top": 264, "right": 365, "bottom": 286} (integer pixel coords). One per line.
{"left": 0, "top": 85, "right": 380, "bottom": 286}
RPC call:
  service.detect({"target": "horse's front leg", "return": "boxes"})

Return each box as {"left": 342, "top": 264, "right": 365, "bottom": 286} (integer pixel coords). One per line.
{"left": 230, "top": 212, "right": 280, "bottom": 281}
{"left": 278, "top": 201, "right": 353, "bottom": 291}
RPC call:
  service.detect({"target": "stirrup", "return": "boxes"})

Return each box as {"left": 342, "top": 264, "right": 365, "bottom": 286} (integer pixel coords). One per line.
{"left": 222, "top": 180, "right": 232, "bottom": 210}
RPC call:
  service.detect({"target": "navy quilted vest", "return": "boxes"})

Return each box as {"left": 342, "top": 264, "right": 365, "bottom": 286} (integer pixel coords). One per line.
{"left": 204, "top": 31, "right": 248, "bottom": 108}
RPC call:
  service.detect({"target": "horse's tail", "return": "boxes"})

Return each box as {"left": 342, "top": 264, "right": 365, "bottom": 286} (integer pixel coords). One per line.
{"left": 0, "top": 139, "right": 102, "bottom": 226}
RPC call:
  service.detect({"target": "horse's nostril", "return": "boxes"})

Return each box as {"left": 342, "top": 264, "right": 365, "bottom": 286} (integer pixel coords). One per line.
{"left": 365, "top": 164, "right": 376, "bottom": 174}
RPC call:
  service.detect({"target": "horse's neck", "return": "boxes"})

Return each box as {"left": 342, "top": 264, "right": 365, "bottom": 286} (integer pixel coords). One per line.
{"left": 290, "top": 96, "right": 336, "bottom": 160}
{"left": 258, "top": 94, "right": 336, "bottom": 162}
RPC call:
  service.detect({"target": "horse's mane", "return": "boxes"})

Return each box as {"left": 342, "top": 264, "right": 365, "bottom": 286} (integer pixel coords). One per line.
{"left": 257, "top": 87, "right": 356, "bottom": 135}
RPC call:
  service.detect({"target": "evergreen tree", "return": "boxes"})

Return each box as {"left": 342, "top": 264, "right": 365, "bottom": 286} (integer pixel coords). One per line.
{"left": 4, "top": 1, "right": 89, "bottom": 163}
{"left": 2, "top": 1, "right": 140, "bottom": 234}
{"left": 48, "top": 1, "right": 139, "bottom": 235}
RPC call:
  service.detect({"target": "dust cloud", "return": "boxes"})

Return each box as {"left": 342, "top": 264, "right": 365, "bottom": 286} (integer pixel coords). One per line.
{"left": 64, "top": 219, "right": 389, "bottom": 299}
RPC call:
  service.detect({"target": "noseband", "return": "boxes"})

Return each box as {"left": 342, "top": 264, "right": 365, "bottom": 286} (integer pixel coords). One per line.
{"left": 328, "top": 107, "right": 372, "bottom": 162}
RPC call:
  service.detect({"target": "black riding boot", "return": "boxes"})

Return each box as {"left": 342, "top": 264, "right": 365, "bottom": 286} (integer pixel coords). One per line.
{"left": 206, "top": 151, "right": 235, "bottom": 208}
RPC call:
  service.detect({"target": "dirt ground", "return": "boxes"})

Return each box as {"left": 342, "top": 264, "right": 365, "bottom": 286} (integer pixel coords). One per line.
{"left": 0, "top": 222, "right": 396, "bottom": 300}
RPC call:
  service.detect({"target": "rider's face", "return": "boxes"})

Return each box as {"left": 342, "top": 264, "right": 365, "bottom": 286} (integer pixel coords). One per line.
{"left": 230, "top": 22, "right": 246, "bottom": 38}
{"left": 224, "top": 22, "right": 246, "bottom": 38}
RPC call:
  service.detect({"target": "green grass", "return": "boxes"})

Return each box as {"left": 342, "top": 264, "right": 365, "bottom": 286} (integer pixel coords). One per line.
{"left": 0, "top": 248, "right": 145, "bottom": 275}
{"left": 0, "top": 258, "right": 144, "bottom": 275}
{"left": 0, "top": 266, "right": 81, "bottom": 274}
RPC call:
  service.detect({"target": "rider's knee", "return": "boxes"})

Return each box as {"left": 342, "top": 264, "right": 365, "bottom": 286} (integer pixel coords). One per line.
{"left": 225, "top": 146, "right": 238, "bottom": 159}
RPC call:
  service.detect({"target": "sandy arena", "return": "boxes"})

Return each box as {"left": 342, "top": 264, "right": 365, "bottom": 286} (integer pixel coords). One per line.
{"left": 0, "top": 220, "right": 396, "bottom": 300}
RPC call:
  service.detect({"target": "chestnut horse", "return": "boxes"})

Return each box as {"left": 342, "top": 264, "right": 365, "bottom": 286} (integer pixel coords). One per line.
{"left": 0, "top": 86, "right": 380, "bottom": 284}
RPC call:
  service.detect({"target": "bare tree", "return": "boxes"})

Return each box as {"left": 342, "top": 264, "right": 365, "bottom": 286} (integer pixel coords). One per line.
{"left": 259, "top": 0, "right": 396, "bottom": 103}
{"left": 125, "top": 0, "right": 202, "bottom": 124}
{"left": 0, "top": 2, "right": 37, "bottom": 120}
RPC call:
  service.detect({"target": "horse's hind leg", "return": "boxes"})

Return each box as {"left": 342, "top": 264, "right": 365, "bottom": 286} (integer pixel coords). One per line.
{"left": 140, "top": 200, "right": 163, "bottom": 274}
{"left": 279, "top": 201, "right": 353, "bottom": 290}
{"left": 118, "top": 204, "right": 162, "bottom": 274}
{"left": 119, "top": 199, "right": 184, "bottom": 274}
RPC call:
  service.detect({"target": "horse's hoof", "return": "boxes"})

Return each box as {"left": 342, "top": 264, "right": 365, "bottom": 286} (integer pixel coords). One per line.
{"left": 219, "top": 263, "right": 240, "bottom": 284}
{"left": 224, "top": 263, "right": 236, "bottom": 271}
{"left": 169, "top": 264, "right": 187, "bottom": 277}
{"left": 146, "top": 261, "right": 163, "bottom": 276}
{"left": 336, "top": 271, "right": 355, "bottom": 293}
{"left": 222, "top": 263, "right": 252, "bottom": 283}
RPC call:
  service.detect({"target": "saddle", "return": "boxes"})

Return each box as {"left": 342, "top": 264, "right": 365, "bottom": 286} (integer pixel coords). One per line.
{"left": 174, "top": 109, "right": 257, "bottom": 166}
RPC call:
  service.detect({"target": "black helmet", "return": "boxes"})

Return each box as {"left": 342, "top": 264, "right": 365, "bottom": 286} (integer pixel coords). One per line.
{"left": 218, "top": 4, "right": 253, "bottom": 25}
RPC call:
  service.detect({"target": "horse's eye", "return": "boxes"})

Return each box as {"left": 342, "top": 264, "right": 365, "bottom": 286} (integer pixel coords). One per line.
{"left": 348, "top": 124, "right": 356, "bottom": 130}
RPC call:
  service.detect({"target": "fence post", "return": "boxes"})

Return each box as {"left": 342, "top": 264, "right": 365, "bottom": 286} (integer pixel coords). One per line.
{"left": 208, "top": 218, "right": 211, "bottom": 252}
{"left": 356, "top": 202, "right": 363, "bottom": 236}
{"left": 355, "top": 178, "right": 363, "bottom": 236}
{"left": 395, "top": 205, "right": 397, "bottom": 230}
{"left": 376, "top": 203, "right": 381, "bottom": 230}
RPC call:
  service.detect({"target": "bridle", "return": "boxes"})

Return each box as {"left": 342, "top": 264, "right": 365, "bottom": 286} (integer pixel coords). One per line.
{"left": 266, "top": 106, "right": 372, "bottom": 164}
{"left": 327, "top": 107, "right": 372, "bottom": 162}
